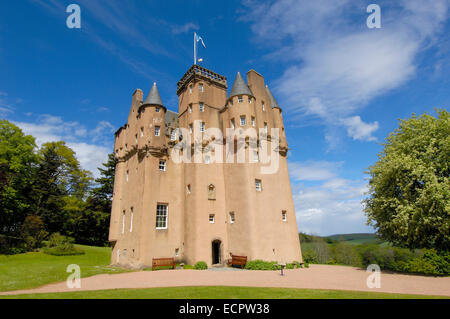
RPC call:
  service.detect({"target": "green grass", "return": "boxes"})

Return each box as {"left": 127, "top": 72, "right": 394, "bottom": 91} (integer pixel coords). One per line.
{"left": 326, "top": 233, "right": 387, "bottom": 245}
{"left": 0, "top": 244, "right": 130, "bottom": 292}
{"left": 0, "top": 286, "right": 447, "bottom": 299}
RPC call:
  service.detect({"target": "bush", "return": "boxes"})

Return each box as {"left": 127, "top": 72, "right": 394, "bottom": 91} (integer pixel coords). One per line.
{"left": 245, "top": 260, "right": 280, "bottom": 270}
{"left": 183, "top": 264, "right": 194, "bottom": 270}
{"left": 194, "top": 261, "right": 208, "bottom": 270}
{"left": 42, "top": 233, "right": 84, "bottom": 256}
{"left": 402, "top": 250, "right": 450, "bottom": 276}
{"left": 20, "top": 215, "right": 48, "bottom": 251}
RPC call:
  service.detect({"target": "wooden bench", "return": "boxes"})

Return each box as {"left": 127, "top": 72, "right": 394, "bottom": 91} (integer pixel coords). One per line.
{"left": 227, "top": 255, "right": 247, "bottom": 269}
{"left": 152, "top": 258, "right": 176, "bottom": 271}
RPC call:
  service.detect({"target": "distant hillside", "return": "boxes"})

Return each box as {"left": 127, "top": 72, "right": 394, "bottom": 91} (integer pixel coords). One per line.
{"left": 326, "top": 233, "right": 386, "bottom": 245}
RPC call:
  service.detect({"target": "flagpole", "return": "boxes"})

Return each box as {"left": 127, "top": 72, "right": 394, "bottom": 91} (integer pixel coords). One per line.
{"left": 194, "top": 32, "right": 197, "bottom": 65}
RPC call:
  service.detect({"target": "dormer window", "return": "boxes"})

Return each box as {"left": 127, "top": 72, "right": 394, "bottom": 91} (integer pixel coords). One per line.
{"left": 155, "top": 107, "right": 160, "bottom": 113}
{"left": 238, "top": 96, "right": 243, "bottom": 103}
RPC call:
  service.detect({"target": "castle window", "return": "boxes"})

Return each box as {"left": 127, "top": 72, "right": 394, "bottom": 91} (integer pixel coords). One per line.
{"left": 264, "top": 122, "right": 268, "bottom": 133}
{"left": 189, "top": 85, "right": 193, "bottom": 94}
{"left": 209, "top": 214, "right": 215, "bottom": 224}
{"left": 155, "top": 107, "right": 160, "bottom": 113}
{"left": 240, "top": 116, "right": 246, "bottom": 126}
{"left": 231, "top": 119, "right": 235, "bottom": 129}
{"left": 282, "top": 210, "right": 287, "bottom": 222}
{"left": 199, "top": 103, "right": 205, "bottom": 112}
{"left": 205, "top": 155, "right": 211, "bottom": 164}
{"left": 155, "top": 126, "right": 160, "bottom": 136}
{"left": 126, "top": 170, "right": 129, "bottom": 182}
{"left": 122, "top": 210, "right": 126, "bottom": 234}
{"left": 135, "top": 134, "right": 138, "bottom": 144}
{"left": 130, "top": 208, "right": 134, "bottom": 232}
{"left": 248, "top": 97, "right": 252, "bottom": 103}
{"left": 175, "top": 248, "right": 179, "bottom": 257}
{"left": 238, "top": 96, "right": 243, "bottom": 103}
{"left": 189, "top": 104, "right": 193, "bottom": 113}
{"left": 200, "top": 122, "right": 205, "bottom": 132}
{"left": 125, "top": 144, "right": 128, "bottom": 151}
{"left": 140, "top": 127, "right": 144, "bottom": 137}
{"left": 262, "top": 102, "right": 265, "bottom": 111}
{"left": 171, "top": 129, "right": 177, "bottom": 141}
{"left": 229, "top": 212, "right": 235, "bottom": 224}
{"left": 189, "top": 124, "right": 193, "bottom": 134}
{"left": 255, "top": 179, "right": 262, "bottom": 192}
{"left": 229, "top": 100, "right": 233, "bottom": 107}
{"left": 159, "top": 160, "right": 166, "bottom": 171}
{"left": 208, "top": 184, "right": 216, "bottom": 200}
{"left": 199, "top": 84, "right": 204, "bottom": 92}
{"left": 156, "top": 204, "right": 168, "bottom": 229}
{"left": 186, "top": 184, "right": 191, "bottom": 195}
{"left": 251, "top": 116, "right": 256, "bottom": 127}
{"left": 253, "top": 150, "right": 259, "bottom": 162}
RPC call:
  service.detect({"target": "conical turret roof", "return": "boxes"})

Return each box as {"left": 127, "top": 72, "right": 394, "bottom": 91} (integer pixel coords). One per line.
{"left": 229, "top": 72, "right": 254, "bottom": 100}
{"left": 265, "top": 85, "right": 280, "bottom": 109}
{"left": 142, "top": 82, "right": 164, "bottom": 107}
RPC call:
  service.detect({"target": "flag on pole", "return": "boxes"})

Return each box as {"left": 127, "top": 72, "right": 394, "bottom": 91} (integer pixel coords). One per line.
{"left": 196, "top": 33, "right": 206, "bottom": 48}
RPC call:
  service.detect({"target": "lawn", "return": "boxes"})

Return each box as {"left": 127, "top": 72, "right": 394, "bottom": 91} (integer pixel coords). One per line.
{"left": 0, "top": 286, "right": 447, "bottom": 299}
{"left": 0, "top": 244, "right": 129, "bottom": 292}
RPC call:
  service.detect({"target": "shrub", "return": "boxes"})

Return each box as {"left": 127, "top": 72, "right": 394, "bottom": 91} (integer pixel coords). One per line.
{"left": 402, "top": 250, "right": 450, "bottom": 276}
{"left": 304, "top": 263, "right": 310, "bottom": 268}
{"left": 42, "top": 233, "right": 84, "bottom": 256}
{"left": 194, "top": 261, "right": 208, "bottom": 270}
{"left": 245, "top": 260, "right": 280, "bottom": 270}
{"left": 20, "top": 215, "right": 48, "bottom": 251}
{"left": 183, "top": 264, "right": 194, "bottom": 270}
{"left": 286, "top": 263, "right": 295, "bottom": 269}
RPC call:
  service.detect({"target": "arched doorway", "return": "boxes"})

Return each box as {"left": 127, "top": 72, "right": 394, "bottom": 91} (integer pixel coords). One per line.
{"left": 212, "top": 240, "right": 221, "bottom": 265}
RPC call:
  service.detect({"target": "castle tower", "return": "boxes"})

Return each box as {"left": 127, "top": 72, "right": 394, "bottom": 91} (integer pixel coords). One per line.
{"left": 109, "top": 64, "right": 302, "bottom": 268}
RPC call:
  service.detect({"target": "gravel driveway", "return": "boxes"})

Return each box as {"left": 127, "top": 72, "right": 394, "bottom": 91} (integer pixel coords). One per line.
{"left": 1, "top": 264, "right": 449, "bottom": 297}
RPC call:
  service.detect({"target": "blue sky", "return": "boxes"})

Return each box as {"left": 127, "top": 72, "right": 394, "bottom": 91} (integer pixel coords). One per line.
{"left": 1, "top": 0, "right": 449, "bottom": 236}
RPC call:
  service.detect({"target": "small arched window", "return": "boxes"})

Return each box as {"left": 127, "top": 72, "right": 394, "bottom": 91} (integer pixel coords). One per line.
{"left": 208, "top": 184, "right": 216, "bottom": 200}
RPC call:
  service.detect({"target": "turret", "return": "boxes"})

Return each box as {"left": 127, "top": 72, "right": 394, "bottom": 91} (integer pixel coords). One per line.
{"left": 265, "top": 85, "right": 287, "bottom": 152}
{"left": 138, "top": 82, "right": 167, "bottom": 151}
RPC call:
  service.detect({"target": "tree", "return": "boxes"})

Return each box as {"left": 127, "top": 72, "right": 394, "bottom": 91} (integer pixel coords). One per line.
{"left": 67, "top": 153, "right": 116, "bottom": 246}
{"left": 364, "top": 109, "right": 450, "bottom": 251}
{"left": 33, "top": 141, "right": 93, "bottom": 234}
{"left": 0, "top": 120, "right": 38, "bottom": 234}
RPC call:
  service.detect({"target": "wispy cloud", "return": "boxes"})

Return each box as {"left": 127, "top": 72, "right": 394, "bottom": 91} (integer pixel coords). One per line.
{"left": 13, "top": 114, "right": 113, "bottom": 177}
{"left": 171, "top": 22, "right": 199, "bottom": 35}
{"left": 242, "top": 0, "right": 449, "bottom": 145}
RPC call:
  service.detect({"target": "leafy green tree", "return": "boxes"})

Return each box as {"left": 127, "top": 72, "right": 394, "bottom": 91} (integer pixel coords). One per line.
{"left": 0, "top": 120, "right": 38, "bottom": 234}
{"left": 33, "top": 141, "right": 93, "bottom": 234}
{"left": 67, "top": 153, "right": 116, "bottom": 246}
{"left": 364, "top": 109, "right": 450, "bottom": 251}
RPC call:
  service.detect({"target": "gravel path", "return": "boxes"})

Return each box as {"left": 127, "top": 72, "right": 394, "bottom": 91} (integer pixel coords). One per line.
{"left": 1, "top": 264, "right": 449, "bottom": 296}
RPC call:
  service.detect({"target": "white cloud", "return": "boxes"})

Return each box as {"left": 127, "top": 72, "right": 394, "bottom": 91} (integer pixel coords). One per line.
{"left": 13, "top": 115, "right": 112, "bottom": 178}
{"left": 288, "top": 161, "right": 342, "bottom": 181}
{"left": 292, "top": 177, "right": 371, "bottom": 236}
{"left": 243, "top": 0, "right": 449, "bottom": 144}
{"left": 171, "top": 22, "right": 199, "bottom": 35}
{"left": 341, "top": 116, "right": 379, "bottom": 142}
